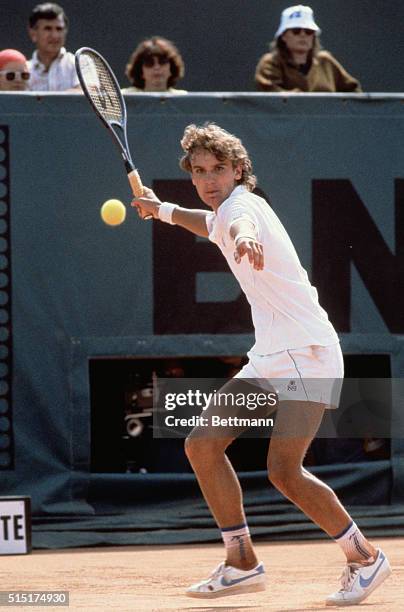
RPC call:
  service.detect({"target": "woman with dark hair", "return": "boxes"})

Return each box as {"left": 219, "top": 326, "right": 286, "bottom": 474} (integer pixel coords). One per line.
{"left": 122, "top": 36, "right": 187, "bottom": 93}
{"left": 255, "top": 5, "right": 361, "bottom": 92}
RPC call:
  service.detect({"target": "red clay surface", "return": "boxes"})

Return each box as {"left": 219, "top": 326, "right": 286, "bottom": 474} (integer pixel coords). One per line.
{"left": 3, "top": 538, "right": 403, "bottom": 611}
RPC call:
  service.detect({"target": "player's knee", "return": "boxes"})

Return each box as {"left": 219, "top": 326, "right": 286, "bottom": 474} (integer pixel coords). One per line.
{"left": 267, "top": 456, "right": 301, "bottom": 494}
{"left": 184, "top": 436, "right": 212, "bottom": 463}
{"left": 184, "top": 436, "right": 227, "bottom": 465}
{"left": 184, "top": 436, "right": 199, "bottom": 462}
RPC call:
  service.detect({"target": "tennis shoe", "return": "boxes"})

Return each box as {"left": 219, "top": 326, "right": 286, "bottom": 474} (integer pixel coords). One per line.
{"left": 326, "top": 549, "right": 391, "bottom": 606}
{"left": 186, "top": 561, "right": 266, "bottom": 598}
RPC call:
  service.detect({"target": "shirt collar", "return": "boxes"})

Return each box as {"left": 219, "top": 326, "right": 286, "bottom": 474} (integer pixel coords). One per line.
{"left": 286, "top": 54, "right": 318, "bottom": 70}
{"left": 216, "top": 184, "right": 248, "bottom": 213}
{"left": 32, "top": 47, "right": 67, "bottom": 69}
{"left": 230, "top": 185, "right": 248, "bottom": 197}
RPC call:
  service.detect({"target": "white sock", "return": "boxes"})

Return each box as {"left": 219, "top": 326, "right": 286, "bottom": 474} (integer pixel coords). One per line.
{"left": 334, "top": 521, "right": 374, "bottom": 562}
{"left": 221, "top": 523, "right": 251, "bottom": 562}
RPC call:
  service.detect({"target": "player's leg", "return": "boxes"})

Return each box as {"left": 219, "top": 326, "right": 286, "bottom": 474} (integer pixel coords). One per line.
{"left": 184, "top": 378, "right": 268, "bottom": 597}
{"left": 185, "top": 433, "right": 258, "bottom": 569}
{"left": 267, "top": 400, "right": 372, "bottom": 549}
{"left": 268, "top": 400, "right": 391, "bottom": 605}
{"left": 267, "top": 344, "right": 378, "bottom": 558}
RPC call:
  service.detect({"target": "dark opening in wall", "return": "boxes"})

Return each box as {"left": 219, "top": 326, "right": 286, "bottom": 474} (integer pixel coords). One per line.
{"left": 89, "top": 353, "right": 392, "bottom": 473}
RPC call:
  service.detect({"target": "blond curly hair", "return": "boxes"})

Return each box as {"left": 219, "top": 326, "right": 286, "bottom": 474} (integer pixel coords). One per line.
{"left": 179, "top": 123, "right": 257, "bottom": 191}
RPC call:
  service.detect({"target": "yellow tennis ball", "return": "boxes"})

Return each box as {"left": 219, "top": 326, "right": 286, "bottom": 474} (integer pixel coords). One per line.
{"left": 101, "top": 199, "right": 126, "bottom": 226}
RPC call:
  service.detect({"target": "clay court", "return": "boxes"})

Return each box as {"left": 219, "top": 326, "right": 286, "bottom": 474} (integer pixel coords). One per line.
{"left": 4, "top": 538, "right": 403, "bottom": 611}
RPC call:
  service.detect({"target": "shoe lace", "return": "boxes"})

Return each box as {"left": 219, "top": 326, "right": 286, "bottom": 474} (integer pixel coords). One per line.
{"left": 209, "top": 562, "right": 226, "bottom": 580}
{"left": 339, "top": 563, "right": 361, "bottom": 591}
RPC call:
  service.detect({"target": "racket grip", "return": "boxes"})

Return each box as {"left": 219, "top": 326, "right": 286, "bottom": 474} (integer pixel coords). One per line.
{"left": 128, "top": 169, "right": 144, "bottom": 197}
{"left": 128, "top": 169, "right": 153, "bottom": 220}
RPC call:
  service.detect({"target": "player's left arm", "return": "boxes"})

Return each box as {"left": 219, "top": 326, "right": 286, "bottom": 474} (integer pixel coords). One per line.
{"left": 230, "top": 218, "right": 264, "bottom": 270}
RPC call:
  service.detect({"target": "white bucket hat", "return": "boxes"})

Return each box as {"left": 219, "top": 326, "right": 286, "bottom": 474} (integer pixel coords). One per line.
{"left": 275, "top": 5, "right": 321, "bottom": 38}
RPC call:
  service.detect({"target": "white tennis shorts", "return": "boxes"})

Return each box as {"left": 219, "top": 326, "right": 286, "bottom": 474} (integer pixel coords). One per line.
{"left": 235, "top": 343, "right": 344, "bottom": 407}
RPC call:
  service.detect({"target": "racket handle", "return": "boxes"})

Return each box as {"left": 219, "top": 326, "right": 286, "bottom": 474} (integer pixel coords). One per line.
{"left": 128, "top": 169, "right": 144, "bottom": 197}
{"left": 127, "top": 168, "right": 153, "bottom": 220}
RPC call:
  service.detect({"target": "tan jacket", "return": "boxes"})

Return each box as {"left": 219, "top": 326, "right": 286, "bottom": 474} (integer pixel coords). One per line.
{"left": 255, "top": 50, "right": 362, "bottom": 92}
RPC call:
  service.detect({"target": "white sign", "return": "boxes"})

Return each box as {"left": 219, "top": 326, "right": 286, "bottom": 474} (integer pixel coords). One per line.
{"left": 0, "top": 498, "right": 31, "bottom": 555}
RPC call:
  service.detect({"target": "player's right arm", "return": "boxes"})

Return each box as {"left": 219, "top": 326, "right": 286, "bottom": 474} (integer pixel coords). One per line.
{"left": 132, "top": 187, "right": 210, "bottom": 238}
{"left": 171, "top": 207, "right": 210, "bottom": 237}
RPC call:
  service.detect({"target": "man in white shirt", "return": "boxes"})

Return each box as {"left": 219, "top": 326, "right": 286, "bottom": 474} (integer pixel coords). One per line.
{"left": 27, "top": 3, "right": 79, "bottom": 91}
{"left": 133, "top": 123, "right": 391, "bottom": 606}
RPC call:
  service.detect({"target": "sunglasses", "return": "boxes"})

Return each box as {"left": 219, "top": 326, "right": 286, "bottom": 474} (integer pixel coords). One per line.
{"left": 290, "top": 28, "right": 315, "bottom": 35}
{"left": 0, "top": 70, "right": 30, "bottom": 81}
{"left": 143, "top": 55, "right": 169, "bottom": 68}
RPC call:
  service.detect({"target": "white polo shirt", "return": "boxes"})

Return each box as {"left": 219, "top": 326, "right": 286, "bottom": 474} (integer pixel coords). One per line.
{"left": 28, "top": 47, "right": 79, "bottom": 91}
{"left": 206, "top": 185, "right": 339, "bottom": 355}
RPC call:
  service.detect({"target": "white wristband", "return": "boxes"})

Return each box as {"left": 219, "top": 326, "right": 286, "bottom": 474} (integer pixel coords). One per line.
{"left": 158, "top": 202, "right": 179, "bottom": 225}
{"left": 234, "top": 233, "right": 257, "bottom": 244}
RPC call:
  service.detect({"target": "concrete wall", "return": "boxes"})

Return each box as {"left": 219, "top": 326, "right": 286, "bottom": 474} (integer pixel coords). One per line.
{"left": 0, "top": 92, "right": 402, "bottom": 513}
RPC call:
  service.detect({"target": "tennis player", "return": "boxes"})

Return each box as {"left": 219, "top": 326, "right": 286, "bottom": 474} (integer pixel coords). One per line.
{"left": 132, "top": 123, "right": 391, "bottom": 605}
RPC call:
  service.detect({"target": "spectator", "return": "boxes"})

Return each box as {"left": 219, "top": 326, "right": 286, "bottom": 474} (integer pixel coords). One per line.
{"left": 0, "top": 49, "right": 30, "bottom": 92}
{"left": 27, "top": 2, "right": 80, "bottom": 91}
{"left": 122, "top": 36, "right": 187, "bottom": 93}
{"left": 255, "top": 5, "right": 362, "bottom": 92}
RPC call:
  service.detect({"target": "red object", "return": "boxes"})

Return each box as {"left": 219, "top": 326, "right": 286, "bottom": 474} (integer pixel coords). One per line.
{"left": 0, "top": 49, "right": 27, "bottom": 69}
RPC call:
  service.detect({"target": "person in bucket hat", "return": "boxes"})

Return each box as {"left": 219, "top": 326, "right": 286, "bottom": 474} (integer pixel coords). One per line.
{"left": 255, "top": 4, "right": 362, "bottom": 92}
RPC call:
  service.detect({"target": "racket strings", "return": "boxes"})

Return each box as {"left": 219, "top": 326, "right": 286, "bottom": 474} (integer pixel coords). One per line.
{"left": 79, "top": 52, "right": 123, "bottom": 124}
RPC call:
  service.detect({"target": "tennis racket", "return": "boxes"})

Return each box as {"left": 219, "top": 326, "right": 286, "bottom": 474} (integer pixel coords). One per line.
{"left": 75, "top": 47, "right": 149, "bottom": 213}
